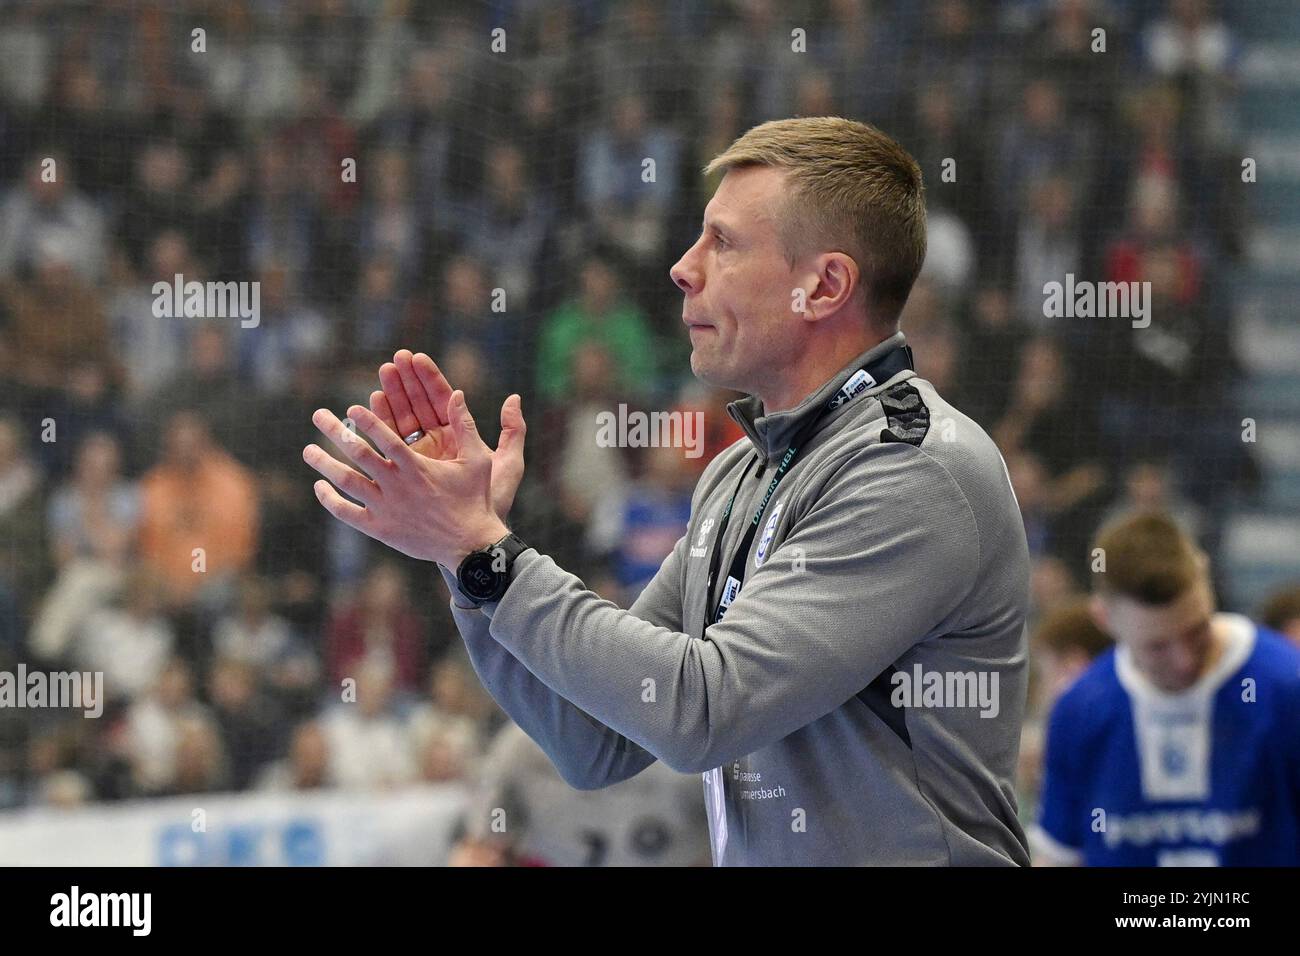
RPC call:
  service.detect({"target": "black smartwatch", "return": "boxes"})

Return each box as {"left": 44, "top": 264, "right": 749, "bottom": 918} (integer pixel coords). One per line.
{"left": 455, "top": 532, "right": 529, "bottom": 605}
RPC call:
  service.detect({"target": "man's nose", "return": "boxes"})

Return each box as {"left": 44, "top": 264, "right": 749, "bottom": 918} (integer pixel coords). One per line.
{"left": 670, "top": 248, "right": 701, "bottom": 295}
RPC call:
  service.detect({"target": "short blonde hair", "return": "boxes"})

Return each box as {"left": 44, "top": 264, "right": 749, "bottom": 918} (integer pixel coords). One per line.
{"left": 1093, "top": 512, "right": 1205, "bottom": 605}
{"left": 704, "top": 116, "right": 927, "bottom": 326}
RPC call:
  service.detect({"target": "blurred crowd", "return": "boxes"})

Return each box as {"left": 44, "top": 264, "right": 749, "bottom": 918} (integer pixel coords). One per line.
{"left": 0, "top": 0, "right": 1284, "bottom": 859}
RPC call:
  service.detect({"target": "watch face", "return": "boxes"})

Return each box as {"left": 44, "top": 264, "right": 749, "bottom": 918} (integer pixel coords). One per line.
{"left": 460, "top": 553, "right": 502, "bottom": 600}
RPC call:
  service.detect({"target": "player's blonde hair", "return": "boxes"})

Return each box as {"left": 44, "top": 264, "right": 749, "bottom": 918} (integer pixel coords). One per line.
{"left": 1093, "top": 512, "right": 1207, "bottom": 604}
{"left": 704, "top": 116, "right": 927, "bottom": 327}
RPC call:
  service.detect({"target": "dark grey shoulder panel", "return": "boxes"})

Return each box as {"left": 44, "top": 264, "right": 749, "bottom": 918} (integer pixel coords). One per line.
{"left": 878, "top": 381, "right": 931, "bottom": 447}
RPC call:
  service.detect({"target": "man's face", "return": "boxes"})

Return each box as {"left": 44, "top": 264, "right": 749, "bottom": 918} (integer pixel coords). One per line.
{"left": 1095, "top": 578, "right": 1217, "bottom": 693}
{"left": 670, "top": 166, "right": 802, "bottom": 399}
{"left": 164, "top": 417, "right": 207, "bottom": 469}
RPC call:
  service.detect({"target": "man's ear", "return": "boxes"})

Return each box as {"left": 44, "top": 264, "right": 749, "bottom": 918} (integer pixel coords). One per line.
{"left": 802, "top": 252, "right": 859, "bottom": 323}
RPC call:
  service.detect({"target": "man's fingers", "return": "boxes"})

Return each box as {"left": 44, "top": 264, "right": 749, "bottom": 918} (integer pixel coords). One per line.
{"left": 395, "top": 349, "right": 445, "bottom": 429}
{"left": 312, "top": 479, "right": 372, "bottom": 532}
{"left": 449, "top": 390, "right": 489, "bottom": 458}
{"left": 312, "top": 408, "right": 387, "bottom": 478}
{"left": 379, "top": 361, "right": 420, "bottom": 437}
{"left": 497, "top": 393, "right": 526, "bottom": 459}
{"left": 370, "top": 390, "right": 398, "bottom": 432}
{"left": 413, "top": 353, "right": 456, "bottom": 422}
{"left": 493, "top": 392, "right": 525, "bottom": 476}
{"left": 348, "top": 403, "right": 417, "bottom": 464}
{"left": 490, "top": 394, "right": 527, "bottom": 519}
{"left": 303, "top": 443, "right": 379, "bottom": 505}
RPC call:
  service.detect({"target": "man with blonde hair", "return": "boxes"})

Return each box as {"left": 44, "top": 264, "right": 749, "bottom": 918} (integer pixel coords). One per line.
{"left": 1032, "top": 512, "right": 1300, "bottom": 866}
{"left": 304, "top": 117, "right": 1031, "bottom": 865}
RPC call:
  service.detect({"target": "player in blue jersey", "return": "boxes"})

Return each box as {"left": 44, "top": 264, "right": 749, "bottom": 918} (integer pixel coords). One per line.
{"left": 1031, "top": 512, "right": 1300, "bottom": 866}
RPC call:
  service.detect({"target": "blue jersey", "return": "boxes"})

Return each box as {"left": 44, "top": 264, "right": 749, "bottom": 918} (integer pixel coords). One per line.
{"left": 1033, "top": 614, "right": 1300, "bottom": 866}
{"left": 613, "top": 489, "right": 692, "bottom": 596}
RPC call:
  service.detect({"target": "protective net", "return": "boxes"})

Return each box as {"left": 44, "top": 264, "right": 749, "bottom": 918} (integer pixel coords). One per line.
{"left": 0, "top": 0, "right": 1296, "bottom": 865}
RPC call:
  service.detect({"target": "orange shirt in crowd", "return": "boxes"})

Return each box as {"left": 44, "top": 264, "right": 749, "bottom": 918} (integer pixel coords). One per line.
{"left": 138, "top": 450, "right": 260, "bottom": 600}
{"left": 674, "top": 394, "right": 746, "bottom": 475}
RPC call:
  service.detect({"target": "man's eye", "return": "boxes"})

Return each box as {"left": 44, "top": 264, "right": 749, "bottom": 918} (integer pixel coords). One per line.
{"left": 715, "top": 234, "right": 728, "bottom": 249}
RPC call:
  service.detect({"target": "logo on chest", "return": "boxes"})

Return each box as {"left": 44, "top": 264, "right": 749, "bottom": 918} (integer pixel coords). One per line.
{"left": 754, "top": 499, "right": 785, "bottom": 568}
{"left": 689, "top": 516, "right": 715, "bottom": 558}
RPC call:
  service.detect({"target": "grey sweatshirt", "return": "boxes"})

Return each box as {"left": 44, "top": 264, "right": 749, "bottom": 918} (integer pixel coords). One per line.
{"left": 438, "top": 331, "right": 1031, "bottom": 865}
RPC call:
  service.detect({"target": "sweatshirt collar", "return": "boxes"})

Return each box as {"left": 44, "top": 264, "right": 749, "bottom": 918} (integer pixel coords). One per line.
{"left": 725, "top": 331, "right": 909, "bottom": 463}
